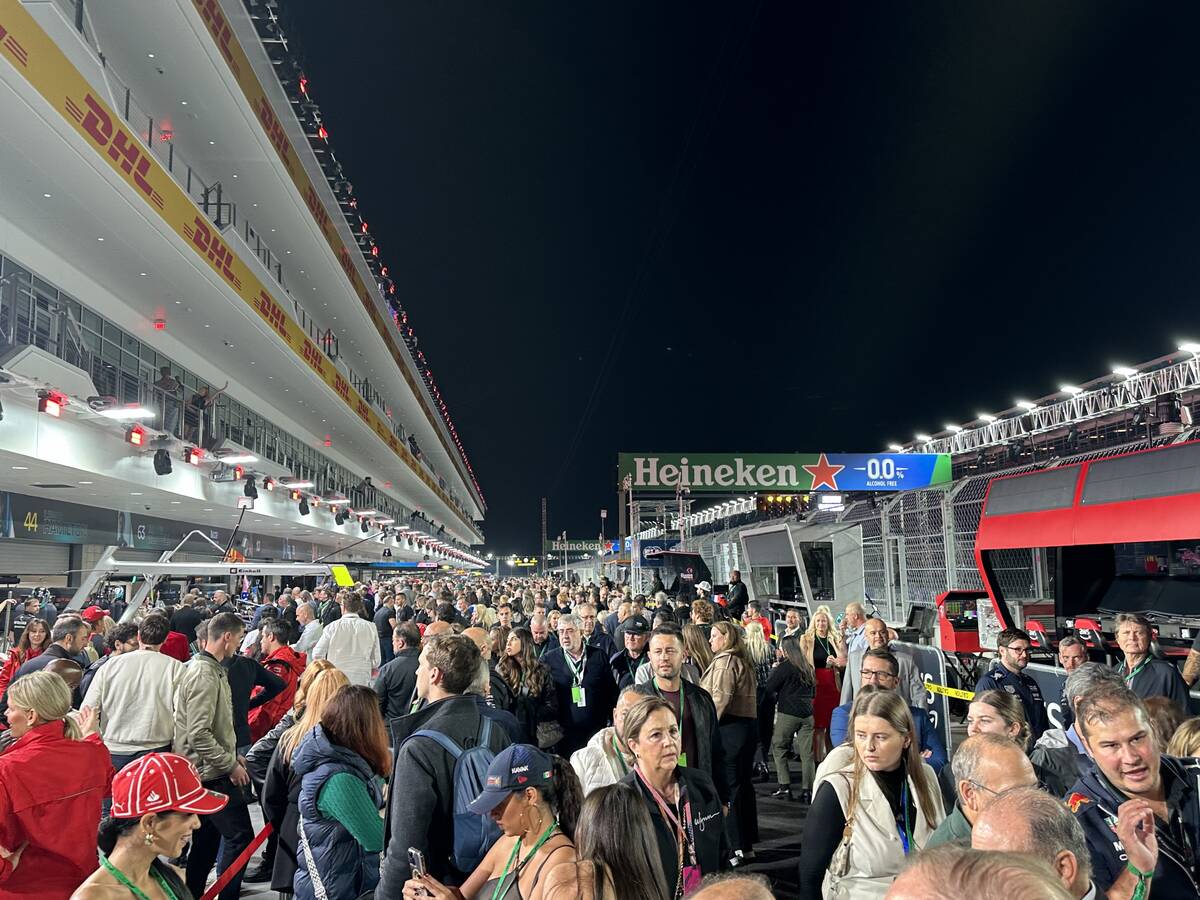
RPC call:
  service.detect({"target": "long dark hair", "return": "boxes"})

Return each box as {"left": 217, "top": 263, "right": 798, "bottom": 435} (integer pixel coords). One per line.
{"left": 496, "top": 627, "right": 548, "bottom": 694}
{"left": 544, "top": 756, "right": 584, "bottom": 841}
{"left": 15, "top": 618, "right": 49, "bottom": 658}
{"left": 575, "top": 783, "right": 669, "bottom": 900}
{"left": 780, "top": 634, "right": 815, "bottom": 687}
{"left": 321, "top": 685, "right": 392, "bottom": 776}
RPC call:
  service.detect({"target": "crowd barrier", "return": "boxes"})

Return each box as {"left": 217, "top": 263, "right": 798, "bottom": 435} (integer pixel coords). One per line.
{"left": 199, "top": 823, "right": 273, "bottom": 900}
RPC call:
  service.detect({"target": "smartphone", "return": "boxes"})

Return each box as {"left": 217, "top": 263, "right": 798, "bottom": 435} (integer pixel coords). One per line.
{"left": 408, "top": 846, "right": 427, "bottom": 879}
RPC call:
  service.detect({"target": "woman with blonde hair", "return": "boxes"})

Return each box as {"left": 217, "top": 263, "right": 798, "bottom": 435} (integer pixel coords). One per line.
{"left": 799, "top": 690, "right": 944, "bottom": 897}
{"left": 743, "top": 622, "right": 774, "bottom": 781}
{"left": 800, "top": 605, "right": 845, "bottom": 760}
{"left": 701, "top": 620, "right": 759, "bottom": 860}
{"left": 257, "top": 666, "right": 351, "bottom": 892}
{"left": 1167, "top": 716, "right": 1200, "bottom": 757}
{"left": 966, "top": 689, "right": 1031, "bottom": 750}
{"left": 0, "top": 671, "right": 112, "bottom": 897}
{"left": 680, "top": 623, "right": 711, "bottom": 680}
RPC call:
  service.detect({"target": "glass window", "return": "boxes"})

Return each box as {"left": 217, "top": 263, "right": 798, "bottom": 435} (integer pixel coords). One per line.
{"left": 81, "top": 308, "right": 101, "bottom": 333}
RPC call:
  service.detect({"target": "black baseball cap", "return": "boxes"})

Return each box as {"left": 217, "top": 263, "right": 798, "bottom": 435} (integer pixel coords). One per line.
{"left": 624, "top": 614, "right": 651, "bottom": 636}
{"left": 467, "top": 744, "right": 554, "bottom": 815}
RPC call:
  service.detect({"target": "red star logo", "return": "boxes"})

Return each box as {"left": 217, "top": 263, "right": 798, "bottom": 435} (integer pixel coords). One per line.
{"left": 803, "top": 453, "right": 844, "bottom": 490}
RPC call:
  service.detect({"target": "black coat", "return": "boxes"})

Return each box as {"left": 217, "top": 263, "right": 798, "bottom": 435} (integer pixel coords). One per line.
{"left": 170, "top": 606, "right": 205, "bottom": 644}
{"left": 725, "top": 581, "right": 749, "bottom": 618}
{"left": 763, "top": 660, "right": 815, "bottom": 719}
{"left": 543, "top": 644, "right": 618, "bottom": 756}
{"left": 374, "top": 647, "right": 421, "bottom": 722}
{"left": 226, "top": 655, "right": 286, "bottom": 748}
{"left": 378, "top": 695, "right": 513, "bottom": 892}
{"left": 261, "top": 735, "right": 302, "bottom": 892}
{"left": 622, "top": 766, "right": 730, "bottom": 899}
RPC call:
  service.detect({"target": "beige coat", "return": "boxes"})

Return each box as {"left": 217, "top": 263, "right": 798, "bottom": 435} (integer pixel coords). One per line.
{"left": 700, "top": 650, "right": 756, "bottom": 719}
{"left": 814, "top": 754, "right": 945, "bottom": 898}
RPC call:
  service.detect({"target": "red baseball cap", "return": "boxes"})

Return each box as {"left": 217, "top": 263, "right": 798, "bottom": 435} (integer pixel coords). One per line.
{"left": 80, "top": 606, "right": 107, "bottom": 623}
{"left": 110, "top": 752, "right": 229, "bottom": 818}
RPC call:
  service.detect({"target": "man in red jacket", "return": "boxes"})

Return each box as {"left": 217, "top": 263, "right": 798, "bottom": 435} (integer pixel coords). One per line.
{"left": 247, "top": 621, "right": 304, "bottom": 742}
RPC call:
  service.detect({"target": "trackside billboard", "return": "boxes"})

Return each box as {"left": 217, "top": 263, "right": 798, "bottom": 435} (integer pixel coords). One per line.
{"left": 618, "top": 452, "right": 952, "bottom": 493}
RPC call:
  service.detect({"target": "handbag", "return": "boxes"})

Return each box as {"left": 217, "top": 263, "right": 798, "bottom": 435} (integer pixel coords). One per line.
{"left": 825, "top": 775, "right": 856, "bottom": 891}
{"left": 536, "top": 718, "right": 564, "bottom": 749}
{"left": 298, "top": 813, "right": 374, "bottom": 900}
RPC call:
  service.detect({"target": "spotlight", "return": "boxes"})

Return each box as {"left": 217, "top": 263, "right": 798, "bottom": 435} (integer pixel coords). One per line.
{"left": 37, "top": 390, "right": 65, "bottom": 417}
{"left": 263, "top": 476, "right": 274, "bottom": 492}
{"left": 153, "top": 447, "right": 173, "bottom": 475}
{"left": 125, "top": 424, "right": 146, "bottom": 447}
{"left": 244, "top": 476, "right": 259, "bottom": 500}
{"left": 290, "top": 489, "right": 302, "bottom": 501}
{"left": 183, "top": 446, "right": 202, "bottom": 465}
{"left": 298, "top": 496, "right": 310, "bottom": 516}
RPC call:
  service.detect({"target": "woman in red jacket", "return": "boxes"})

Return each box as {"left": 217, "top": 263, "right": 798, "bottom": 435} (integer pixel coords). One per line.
{"left": 0, "top": 670, "right": 113, "bottom": 898}
{"left": 0, "top": 617, "right": 49, "bottom": 700}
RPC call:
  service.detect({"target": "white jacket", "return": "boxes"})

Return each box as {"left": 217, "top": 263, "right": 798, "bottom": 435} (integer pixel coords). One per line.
{"left": 815, "top": 753, "right": 944, "bottom": 898}
{"left": 83, "top": 648, "right": 184, "bottom": 753}
{"left": 312, "top": 614, "right": 380, "bottom": 685}
{"left": 570, "top": 726, "right": 633, "bottom": 796}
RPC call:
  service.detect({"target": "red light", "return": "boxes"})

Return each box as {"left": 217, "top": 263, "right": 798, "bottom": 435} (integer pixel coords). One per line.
{"left": 299, "top": 75, "right": 309, "bottom": 96}
{"left": 380, "top": 267, "right": 388, "bottom": 277}
{"left": 183, "top": 447, "right": 202, "bottom": 465}
{"left": 371, "top": 245, "right": 379, "bottom": 257}
{"left": 38, "top": 391, "right": 65, "bottom": 417}
{"left": 233, "top": 465, "right": 244, "bottom": 480}
{"left": 361, "top": 222, "right": 368, "bottom": 234}
{"left": 317, "top": 126, "right": 329, "bottom": 140}
{"left": 125, "top": 424, "right": 145, "bottom": 446}
{"left": 324, "top": 435, "right": 332, "bottom": 447}
{"left": 263, "top": 477, "right": 274, "bottom": 491}
{"left": 290, "top": 489, "right": 302, "bottom": 501}
{"left": 153, "top": 318, "right": 166, "bottom": 330}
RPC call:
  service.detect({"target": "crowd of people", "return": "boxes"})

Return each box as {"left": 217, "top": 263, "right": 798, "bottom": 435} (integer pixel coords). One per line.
{"left": 1, "top": 574, "right": 1199, "bottom": 899}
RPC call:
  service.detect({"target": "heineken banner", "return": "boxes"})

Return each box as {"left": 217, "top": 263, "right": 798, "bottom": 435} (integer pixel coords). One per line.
{"left": 619, "top": 452, "right": 952, "bottom": 493}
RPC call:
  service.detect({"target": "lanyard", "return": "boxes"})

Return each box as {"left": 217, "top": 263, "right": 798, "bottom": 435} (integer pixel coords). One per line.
{"left": 635, "top": 767, "right": 696, "bottom": 867}
{"left": 896, "top": 781, "right": 912, "bottom": 855}
{"left": 534, "top": 641, "right": 547, "bottom": 659}
{"left": 1124, "top": 657, "right": 1151, "bottom": 685}
{"left": 612, "top": 737, "right": 630, "bottom": 775}
{"left": 816, "top": 635, "right": 834, "bottom": 658}
{"left": 562, "top": 647, "right": 587, "bottom": 685}
{"left": 654, "top": 680, "right": 685, "bottom": 726}
{"left": 99, "top": 852, "right": 178, "bottom": 900}
{"left": 491, "top": 818, "right": 559, "bottom": 900}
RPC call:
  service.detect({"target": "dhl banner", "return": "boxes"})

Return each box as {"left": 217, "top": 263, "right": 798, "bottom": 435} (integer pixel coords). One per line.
{"left": 188, "top": 0, "right": 470, "bottom": 504}
{"left": 0, "top": 0, "right": 470, "bottom": 530}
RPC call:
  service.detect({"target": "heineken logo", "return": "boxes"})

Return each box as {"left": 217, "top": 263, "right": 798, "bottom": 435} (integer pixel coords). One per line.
{"left": 618, "top": 452, "right": 952, "bottom": 494}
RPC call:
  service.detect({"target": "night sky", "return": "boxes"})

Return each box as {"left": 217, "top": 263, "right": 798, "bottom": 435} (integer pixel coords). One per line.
{"left": 288, "top": 2, "right": 1200, "bottom": 554}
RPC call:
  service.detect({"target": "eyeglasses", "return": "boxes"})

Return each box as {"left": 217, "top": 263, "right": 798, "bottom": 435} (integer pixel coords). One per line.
{"left": 967, "top": 778, "right": 1040, "bottom": 796}
{"left": 860, "top": 669, "right": 897, "bottom": 681}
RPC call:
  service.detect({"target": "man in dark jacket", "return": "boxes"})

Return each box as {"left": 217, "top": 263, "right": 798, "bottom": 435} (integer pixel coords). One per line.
{"left": 544, "top": 614, "right": 618, "bottom": 757}
{"left": 316, "top": 586, "right": 340, "bottom": 627}
{"left": 1114, "top": 612, "right": 1190, "bottom": 711}
{"left": 973, "top": 626, "right": 1050, "bottom": 744}
{"left": 726, "top": 570, "right": 749, "bottom": 620}
{"left": 632, "top": 625, "right": 729, "bottom": 803}
{"left": 610, "top": 615, "right": 651, "bottom": 690}
{"left": 377, "top": 634, "right": 512, "bottom": 893}
{"left": 1068, "top": 685, "right": 1197, "bottom": 898}
{"left": 170, "top": 597, "right": 205, "bottom": 644}
{"left": 375, "top": 622, "right": 422, "bottom": 723}
{"left": 373, "top": 593, "right": 397, "bottom": 665}
{"left": 226, "top": 649, "right": 286, "bottom": 754}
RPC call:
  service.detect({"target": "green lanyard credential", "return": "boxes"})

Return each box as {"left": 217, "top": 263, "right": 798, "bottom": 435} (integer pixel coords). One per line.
{"left": 99, "top": 852, "right": 179, "bottom": 900}
{"left": 490, "top": 819, "right": 559, "bottom": 900}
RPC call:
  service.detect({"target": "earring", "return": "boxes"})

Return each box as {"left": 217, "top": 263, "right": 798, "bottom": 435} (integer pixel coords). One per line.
{"left": 144, "top": 832, "right": 156, "bottom": 847}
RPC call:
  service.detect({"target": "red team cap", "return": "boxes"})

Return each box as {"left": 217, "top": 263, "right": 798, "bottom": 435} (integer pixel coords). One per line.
{"left": 110, "top": 752, "right": 229, "bottom": 818}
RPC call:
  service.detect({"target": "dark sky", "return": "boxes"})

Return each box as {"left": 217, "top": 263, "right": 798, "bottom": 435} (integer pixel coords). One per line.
{"left": 288, "top": 2, "right": 1200, "bottom": 554}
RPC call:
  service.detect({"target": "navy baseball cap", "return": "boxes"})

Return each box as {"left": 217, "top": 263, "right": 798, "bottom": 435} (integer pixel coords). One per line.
{"left": 624, "top": 614, "right": 651, "bottom": 635}
{"left": 467, "top": 744, "right": 554, "bottom": 815}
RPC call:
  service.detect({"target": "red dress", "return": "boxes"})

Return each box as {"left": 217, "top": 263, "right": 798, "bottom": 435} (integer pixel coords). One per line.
{"left": 811, "top": 636, "right": 840, "bottom": 729}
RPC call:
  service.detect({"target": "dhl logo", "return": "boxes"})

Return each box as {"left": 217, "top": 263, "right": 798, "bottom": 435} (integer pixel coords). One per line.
{"left": 254, "top": 96, "right": 296, "bottom": 178}
{"left": 253, "top": 290, "right": 291, "bottom": 345}
{"left": 0, "top": 24, "right": 27, "bottom": 67}
{"left": 192, "top": 0, "right": 239, "bottom": 79}
{"left": 184, "top": 216, "right": 242, "bottom": 290}
{"left": 300, "top": 338, "right": 327, "bottom": 378}
{"left": 64, "top": 93, "right": 165, "bottom": 210}
{"left": 333, "top": 373, "right": 351, "bottom": 402}
{"left": 303, "top": 185, "right": 334, "bottom": 240}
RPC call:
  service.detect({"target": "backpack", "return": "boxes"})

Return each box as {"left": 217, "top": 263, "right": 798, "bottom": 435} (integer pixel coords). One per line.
{"left": 406, "top": 717, "right": 501, "bottom": 873}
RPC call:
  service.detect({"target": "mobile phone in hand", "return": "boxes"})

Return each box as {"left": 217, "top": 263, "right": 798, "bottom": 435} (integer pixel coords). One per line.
{"left": 408, "top": 846, "right": 427, "bottom": 879}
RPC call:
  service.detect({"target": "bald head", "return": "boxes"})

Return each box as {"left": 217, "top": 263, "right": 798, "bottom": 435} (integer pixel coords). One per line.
{"left": 462, "top": 626, "right": 490, "bottom": 661}
{"left": 44, "top": 658, "right": 83, "bottom": 691}
{"left": 951, "top": 733, "right": 1038, "bottom": 824}
{"left": 973, "top": 788, "right": 1091, "bottom": 898}
{"left": 424, "top": 621, "right": 452, "bottom": 639}
{"left": 887, "top": 846, "right": 1074, "bottom": 900}
{"left": 690, "top": 874, "right": 774, "bottom": 900}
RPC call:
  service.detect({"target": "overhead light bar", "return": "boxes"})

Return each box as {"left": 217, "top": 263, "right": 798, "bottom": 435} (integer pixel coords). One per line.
{"left": 281, "top": 480, "right": 314, "bottom": 489}
{"left": 218, "top": 454, "right": 258, "bottom": 464}
{"left": 1113, "top": 366, "right": 1137, "bottom": 378}
{"left": 915, "top": 433, "right": 932, "bottom": 442}
{"left": 977, "top": 413, "right": 997, "bottom": 423}
{"left": 886, "top": 443, "right": 904, "bottom": 452}
{"left": 1015, "top": 400, "right": 1037, "bottom": 411}
{"left": 1060, "top": 385, "right": 1082, "bottom": 395}
{"left": 100, "top": 405, "right": 155, "bottom": 420}
{"left": 1179, "top": 342, "right": 1200, "bottom": 355}
{"left": 375, "top": 518, "right": 395, "bottom": 524}
{"left": 945, "top": 424, "right": 963, "bottom": 433}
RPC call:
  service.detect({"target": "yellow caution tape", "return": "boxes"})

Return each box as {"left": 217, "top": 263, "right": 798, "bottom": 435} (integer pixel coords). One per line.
{"left": 926, "top": 682, "right": 975, "bottom": 701}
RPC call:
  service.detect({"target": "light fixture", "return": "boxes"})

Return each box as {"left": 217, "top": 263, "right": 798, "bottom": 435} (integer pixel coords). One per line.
{"left": 37, "top": 390, "right": 65, "bottom": 417}
{"left": 1060, "top": 385, "right": 1083, "bottom": 395}
{"left": 375, "top": 518, "right": 395, "bottom": 524}
{"left": 289, "top": 489, "right": 302, "bottom": 501}
{"left": 977, "top": 413, "right": 997, "bottom": 423}
{"left": 1113, "top": 366, "right": 1137, "bottom": 378}
{"left": 282, "top": 479, "right": 314, "bottom": 489}
{"left": 886, "top": 443, "right": 904, "bottom": 452}
{"left": 125, "top": 424, "right": 146, "bottom": 446}
{"left": 219, "top": 454, "right": 258, "bottom": 464}
{"left": 1179, "top": 342, "right": 1200, "bottom": 355}
{"left": 1016, "top": 400, "right": 1037, "bottom": 411}
{"left": 262, "top": 476, "right": 274, "bottom": 492}
{"left": 945, "top": 424, "right": 963, "bottom": 433}
{"left": 183, "top": 446, "right": 202, "bottom": 465}
{"left": 915, "top": 433, "right": 932, "bottom": 442}
{"left": 153, "top": 447, "right": 172, "bottom": 475}
{"left": 100, "top": 405, "right": 155, "bottom": 420}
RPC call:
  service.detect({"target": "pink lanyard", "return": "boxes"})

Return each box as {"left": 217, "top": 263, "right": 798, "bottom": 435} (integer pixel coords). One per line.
{"left": 635, "top": 767, "right": 696, "bottom": 866}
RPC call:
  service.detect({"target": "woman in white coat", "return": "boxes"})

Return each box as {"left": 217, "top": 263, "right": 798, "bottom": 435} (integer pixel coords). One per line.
{"left": 311, "top": 593, "right": 379, "bottom": 685}
{"left": 797, "top": 688, "right": 944, "bottom": 898}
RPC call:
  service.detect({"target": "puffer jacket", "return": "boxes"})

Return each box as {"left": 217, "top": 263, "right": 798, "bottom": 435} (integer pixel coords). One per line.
{"left": 172, "top": 650, "right": 237, "bottom": 781}
{"left": 293, "top": 725, "right": 383, "bottom": 900}
{"left": 249, "top": 646, "right": 306, "bottom": 743}
{"left": 701, "top": 650, "right": 756, "bottom": 720}
{"left": 570, "top": 725, "right": 633, "bottom": 795}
